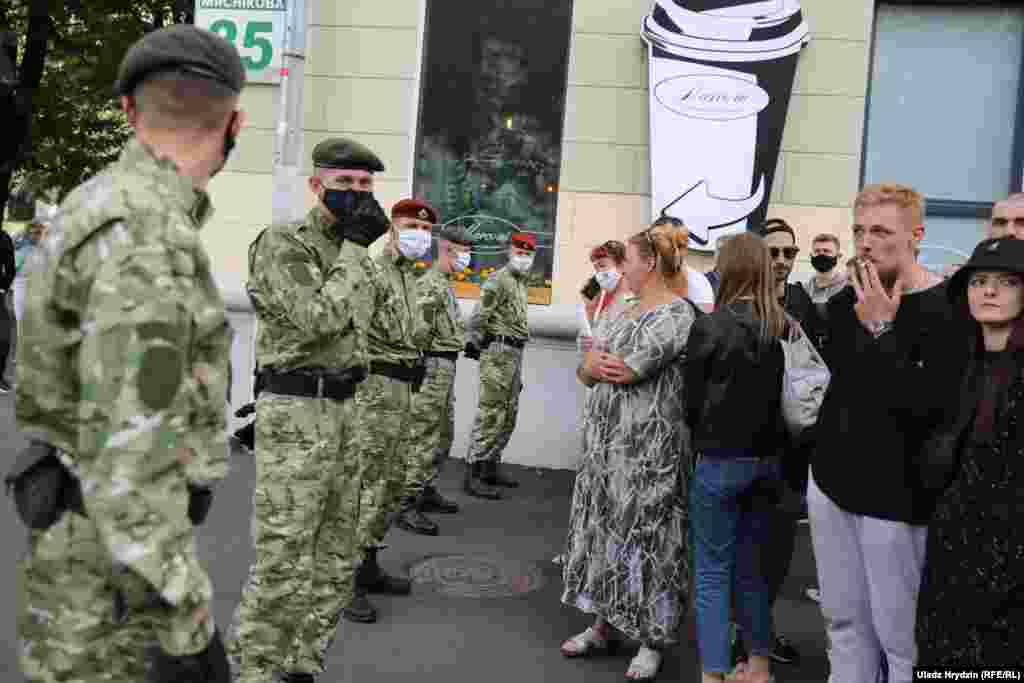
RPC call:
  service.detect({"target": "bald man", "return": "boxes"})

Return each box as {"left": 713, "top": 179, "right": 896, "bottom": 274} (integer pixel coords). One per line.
{"left": 989, "top": 193, "right": 1024, "bottom": 240}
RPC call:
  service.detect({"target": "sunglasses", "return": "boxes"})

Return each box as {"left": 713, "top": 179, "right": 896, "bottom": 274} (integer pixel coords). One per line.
{"left": 769, "top": 246, "right": 800, "bottom": 260}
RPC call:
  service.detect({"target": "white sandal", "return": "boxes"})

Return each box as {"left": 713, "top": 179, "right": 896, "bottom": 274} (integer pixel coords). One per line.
{"left": 625, "top": 646, "right": 662, "bottom": 681}
{"left": 560, "top": 626, "right": 615, "bottom": 657}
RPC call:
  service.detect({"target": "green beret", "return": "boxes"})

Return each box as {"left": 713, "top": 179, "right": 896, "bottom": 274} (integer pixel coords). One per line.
{"left": 438, "top": 224, "right": 475, "bottom": 247}
{"left": 312, "top": 137, "right": 385, "bottom": 173}
{"left": 113, "top": 25, "right": 245, "bottom": 96}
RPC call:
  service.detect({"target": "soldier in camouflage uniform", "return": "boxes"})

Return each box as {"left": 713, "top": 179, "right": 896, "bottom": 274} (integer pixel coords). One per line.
{"left": 13, "top": 26, "right": 244, "bottom": 682}
{"left": 463, "top": 231, "right": 535, "bottom": 498}
{"left": 394, "top": 209, "right": 471, "bottom": 536}
{"left": 229, "top": 138, "right": 391, "bottom": 683}
{"left": 343, "top": 198, "right": 434, "bottom": 622}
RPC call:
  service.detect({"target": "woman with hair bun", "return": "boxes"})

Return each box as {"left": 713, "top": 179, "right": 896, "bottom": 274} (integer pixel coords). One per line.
{"left": 560, "top": 220, "right": 698, "bottom": 681}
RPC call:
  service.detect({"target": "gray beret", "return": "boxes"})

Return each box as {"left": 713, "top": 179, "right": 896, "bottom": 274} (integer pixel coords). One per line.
{"left": 312, "top": 137, "right": 385, "bottom": 173}
{"left": 439, "top": 224, "right": 475, "bottom": 247}
{"left": 114, "top": 25, "right": 245, "bottom": 96}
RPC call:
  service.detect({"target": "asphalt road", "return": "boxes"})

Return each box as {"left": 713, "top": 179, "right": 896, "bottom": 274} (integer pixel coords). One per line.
{"left": 0, "top": 387, "right": 830, "bottom": 682}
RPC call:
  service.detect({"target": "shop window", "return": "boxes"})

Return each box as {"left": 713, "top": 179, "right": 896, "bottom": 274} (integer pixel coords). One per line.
{"left": 412, "top": 0, "right": 574, "bottom": 305}
{"left": 862, "top": 3, "right": 1024, "bottom": 271}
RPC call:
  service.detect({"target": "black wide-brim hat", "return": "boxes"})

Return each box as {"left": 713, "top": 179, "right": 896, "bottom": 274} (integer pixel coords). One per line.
{"left": 948, "top": 237, "right": 1024, "bottom": 302}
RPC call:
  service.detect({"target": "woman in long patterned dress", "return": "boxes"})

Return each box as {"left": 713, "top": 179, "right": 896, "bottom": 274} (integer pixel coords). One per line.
{"left": 560, "top": 221, "right": 697, "bottom": 681}
{"left": 916, "top": 237, "right": 1024, "bottom": 666}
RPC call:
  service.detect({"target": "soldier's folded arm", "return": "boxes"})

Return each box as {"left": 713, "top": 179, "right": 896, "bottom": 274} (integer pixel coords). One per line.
{"left": 77, "top": 245, "right": 217, "bottom": 608}
{"left": 249, "top": 226, "right": 366, "bottom": 338}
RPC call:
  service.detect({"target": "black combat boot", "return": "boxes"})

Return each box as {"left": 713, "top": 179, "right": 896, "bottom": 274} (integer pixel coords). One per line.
{"left": 481, "top": 460, "right": 519, "bottom": 488}
{"left": 420, "top": 484, "right": 459, "bottom": 513}
{"left": 396, "top": 495, "right": 439, "bottom": 536}
{"left": 357, "top": 546, "right": 412, "bottom": 595}
{"left": 341, "top": 584, "right": 378, "bottom": 624}
{"left": 463, "top": 461, "right": 501, "bottom": 499}
{"left": 277, "top": 673, "right": 316, "bottom": 683}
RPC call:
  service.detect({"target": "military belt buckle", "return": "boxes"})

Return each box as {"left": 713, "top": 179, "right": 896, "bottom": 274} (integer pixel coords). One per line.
{"left": 315, "top": 375, "right": 326, "bottom": 399}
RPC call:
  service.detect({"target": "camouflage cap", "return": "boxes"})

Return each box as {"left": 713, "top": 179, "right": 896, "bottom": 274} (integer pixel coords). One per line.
{"left": 113, "top": 24, "right": 245, "bottom": 96}
{"left": 312, "top": 137, "right": 385, "bottom": 173}
{"left": 438, "top": 224, "right": 475, "bottom": 247}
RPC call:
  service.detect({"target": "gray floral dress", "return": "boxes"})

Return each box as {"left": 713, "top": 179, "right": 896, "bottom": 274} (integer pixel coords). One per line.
{"left": 561, "top": 298, "right": 697, "bottom": 645}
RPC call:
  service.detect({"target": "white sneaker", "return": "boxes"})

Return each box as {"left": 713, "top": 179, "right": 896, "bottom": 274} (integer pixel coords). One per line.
{"left": 625, "top": 646, "right": 661, "bottom": 681}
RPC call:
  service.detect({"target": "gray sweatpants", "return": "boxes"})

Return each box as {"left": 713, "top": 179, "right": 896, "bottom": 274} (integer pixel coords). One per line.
{"left": 807, "top": 470, "right": 927, "bottom": 683}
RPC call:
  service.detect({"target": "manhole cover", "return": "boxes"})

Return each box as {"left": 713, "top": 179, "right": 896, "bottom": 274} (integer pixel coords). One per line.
{"left": 409, "top": 554, "right": 546, "bottom": 598}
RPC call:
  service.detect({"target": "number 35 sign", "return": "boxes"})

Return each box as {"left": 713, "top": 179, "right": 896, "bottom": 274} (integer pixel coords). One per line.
{"left": 194, "top": 0, "right": 287, "bottom": 84}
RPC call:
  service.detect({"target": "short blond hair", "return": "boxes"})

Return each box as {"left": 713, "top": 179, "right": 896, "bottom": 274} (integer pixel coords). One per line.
{"left": 854, "top": 183, "right": 925, "bottom": 226}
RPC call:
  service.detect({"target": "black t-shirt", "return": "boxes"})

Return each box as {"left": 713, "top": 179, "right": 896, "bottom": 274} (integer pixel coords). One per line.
{"left": 810, "top": 282, "right": 969, "bottom": 524}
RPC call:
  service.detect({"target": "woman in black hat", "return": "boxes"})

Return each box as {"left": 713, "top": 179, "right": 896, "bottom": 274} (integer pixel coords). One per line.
{"left": 915, "top": 236, "right": 1024, "bottom": 666}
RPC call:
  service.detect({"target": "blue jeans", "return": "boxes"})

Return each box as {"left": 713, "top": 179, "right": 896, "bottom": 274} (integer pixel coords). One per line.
{"left": 690, "top": 451, "right": 782, "bottom": 673}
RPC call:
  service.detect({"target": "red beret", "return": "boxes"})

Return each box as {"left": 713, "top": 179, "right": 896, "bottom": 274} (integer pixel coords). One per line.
{"left": 589, "top": 245, "right": 609, "bottom": 261}
{"left": 510, "top": 232, "right": 536, "bottom": 251}
{"left": 391, "top": 198, "right": 438, "bottom": 224}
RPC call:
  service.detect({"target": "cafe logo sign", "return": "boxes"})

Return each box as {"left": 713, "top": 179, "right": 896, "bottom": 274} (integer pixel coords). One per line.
{"left": 655, "top": 74, "right": 769, "bottom": 121}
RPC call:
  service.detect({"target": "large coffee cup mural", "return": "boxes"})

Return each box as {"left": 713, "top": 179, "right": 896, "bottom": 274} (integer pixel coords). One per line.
{"left": 642, "top": 0, "right": 810, "bottom": 252}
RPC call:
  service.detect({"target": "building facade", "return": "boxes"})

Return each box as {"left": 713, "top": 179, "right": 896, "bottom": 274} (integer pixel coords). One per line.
{"left": 204, "top": 0, "right": 1023, "bottom": 469}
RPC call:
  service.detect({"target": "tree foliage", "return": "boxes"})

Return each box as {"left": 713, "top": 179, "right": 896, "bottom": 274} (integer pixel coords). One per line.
{"left": 1, "top": 0, "right": 193, "bottom": 223}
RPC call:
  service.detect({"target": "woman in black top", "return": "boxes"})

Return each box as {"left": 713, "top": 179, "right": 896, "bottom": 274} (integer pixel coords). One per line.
{"left": 685, "top": 233, "right": 787, "bottom": 683}
{"left": 916, "top": 237, "right": 1024, "bottom": 666}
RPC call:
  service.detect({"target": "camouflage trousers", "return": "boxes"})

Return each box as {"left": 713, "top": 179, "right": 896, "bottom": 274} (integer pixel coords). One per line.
{"left": 17, "top": 511, "right": 215, "bottom": 682}
{"left": 229, "top": 391, "right": 362, "bottom": 680}
{"left": 403, "top": 356, "right": 457, "bottom": 498}
{"left": 466, "top": 344, "right": 523, "bottom": 464}
{"left": 353, "top": 373, "right": 414, "bottom": 548}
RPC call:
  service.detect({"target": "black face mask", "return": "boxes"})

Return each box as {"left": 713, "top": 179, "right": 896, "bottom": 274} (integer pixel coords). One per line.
{"left": 212, "top": 111, "right": 238, "bottom": 178}
{"left": 322, "top": 188, "right": 365, "bottom": 220}
{"left": 811, "top": 254, "right": 838, "bottom": 273}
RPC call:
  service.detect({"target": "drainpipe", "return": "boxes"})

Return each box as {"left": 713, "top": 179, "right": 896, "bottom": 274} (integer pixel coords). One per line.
{"left": 271, "top": 0, "right": 310, "bottom": 224}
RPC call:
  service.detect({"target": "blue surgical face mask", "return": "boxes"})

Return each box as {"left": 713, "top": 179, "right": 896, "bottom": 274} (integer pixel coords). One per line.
{"left": 452, "top": 251, "right": 471, "bottom": 272}
{"left": 595, "top": 269, "right": 621, "bottom": 291}
{"left": 397, "top": 229, "right": 432, "bottom": 259}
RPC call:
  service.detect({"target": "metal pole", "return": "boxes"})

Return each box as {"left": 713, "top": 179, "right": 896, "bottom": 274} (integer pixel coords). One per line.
{"left": 271, "top": 0, "right": 309, "bottom": 224}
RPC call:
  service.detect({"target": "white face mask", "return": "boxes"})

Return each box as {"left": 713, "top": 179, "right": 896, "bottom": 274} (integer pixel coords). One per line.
{"left": 509, "top": 254, "right": 534, "bottom": 273}
{"left": 452, "top": 251, "right": 471, "bottom": 272}
{"left": 595, "top": 269, "right": 621, "bottom": 291}
{"left": 397, "top": 229, "right": 432, "bottom": 260}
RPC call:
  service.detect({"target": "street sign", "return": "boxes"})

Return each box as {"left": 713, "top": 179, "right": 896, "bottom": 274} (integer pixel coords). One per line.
{"left": 194, "top": 0, "right": 286, "bottom": 84}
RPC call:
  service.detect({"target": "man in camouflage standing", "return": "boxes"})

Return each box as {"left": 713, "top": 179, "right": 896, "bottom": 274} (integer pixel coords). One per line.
{"left": 342, "top": 198, "right": 434, "bottom": 622}
{"left": 463, "top": 231, "right": 535, "bottom": 498}
{"left": 395, "top": 214, "right": 474, "bottom": 536}
{"left": 13, "top": 25, "right": 244, "bottom": 682}
{"left": 230, "top": 137, "right": 390, "bottom": 683}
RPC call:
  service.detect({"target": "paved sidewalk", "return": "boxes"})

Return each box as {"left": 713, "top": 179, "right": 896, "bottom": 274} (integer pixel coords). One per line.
{"left": 0, "top": 392, "right": 829, "bottom": 681}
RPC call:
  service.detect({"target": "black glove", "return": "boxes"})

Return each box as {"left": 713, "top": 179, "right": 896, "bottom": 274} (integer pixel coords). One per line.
{"left": 187, "top": 484, "right": 214, "bottom": 526}
{"left": 334, "top": 194, "right": 390, "bottom": 247}
{"left": 463, "top": 343, "right": 481, "bottom": 361}
{"left": 234, "top": 402, "right": 255, "bottom": 419}
{"left": 232, "top": 420, "right": 255, "bottom": 452}
{"left": 146, "top": 627, "right": 231, "bottom": 683}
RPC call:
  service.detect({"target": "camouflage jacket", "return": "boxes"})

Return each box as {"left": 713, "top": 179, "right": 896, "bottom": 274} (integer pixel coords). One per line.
{"left": 467, "top": 265, "right": 529, "bottom": 344}
{"left": 366, "top": 250, "right": 422, "bottom": 366}
{"left": 15, "top": 139, "right": 232, "bottom": 606}
{"left": 246, "top": 207, "right": 370, "bottom": 374}
{"left": 413, "top": 267, "right": 464, "bottom": 354}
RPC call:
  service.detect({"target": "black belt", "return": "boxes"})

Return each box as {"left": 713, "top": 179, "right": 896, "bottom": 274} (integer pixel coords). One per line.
{"left": 261, "top": 369, "right": 365, "bottom": 402}
{"left": 425, "top": 351, "right": 459, "bottom": 362}
{"left": 370, "top": 361, "right": 427, "bottom": 392}
{"left": 489, "top": 335, "right": 526, "bottom": 349}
